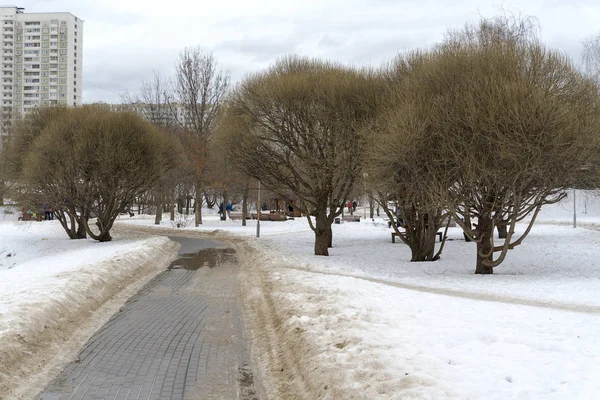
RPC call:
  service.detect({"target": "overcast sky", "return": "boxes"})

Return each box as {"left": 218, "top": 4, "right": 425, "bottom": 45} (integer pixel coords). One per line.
{"left": 25, "top": 0, "right": 600, "bottom": 103}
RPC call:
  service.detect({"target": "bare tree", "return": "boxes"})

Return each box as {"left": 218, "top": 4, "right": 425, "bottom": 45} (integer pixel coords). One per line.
{"left": 21, "top": 106, "right": 181, "bottom": 241}
{"left": 224, "top": 56, "right": 381, "bottom": 255}
{"left": 121, "top": 72, "right": 183, "bottom": 225}
{"left": 173, "top": 48, "right": 230, "bottom": 226}
{"left": 367, "top": 50, "right": 456, "bottom": 262}
{"left": 582, "top": 32, "right": 600, "bottom": 83}
{"left": 375, "top": 19, "right": 600, "bottom": 273}
{"left": 121, "top": 71, "right": 176, "bottom": 129}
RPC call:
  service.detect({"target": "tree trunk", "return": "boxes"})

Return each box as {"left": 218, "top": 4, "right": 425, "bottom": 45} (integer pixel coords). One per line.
{"left": 314, "top": 205, "right": 330, "bottom": 256}
{"left": 186, "top": 196, "right": 190, "bottom": 215}
{"left": 475, "top": 214, "right": 494, "bottom": 274}
{"left": 400, "top": 206, "right": 438, "bottom": 262}
{"left": 170, "top": 202, "right": 175, "bottom": 221}
{"left": 369, "top": 196, "right": 375, "bottom": 219}
{"left": 222, "top": 191, "right": 228, "bottom": 221}
{"left": 195, "top": 184, "right": 203, "bottom": 226}
{"left": 76, "top": 218, "right": 87, "bottom": 239}
{"left": 497, "top": 220, "right": 508, "bottom": 239}
{"left": 82, "top": 217, "right": 112, "bottom": 242}
{"left": 154, "top": 189, "right": 162, "bottom": 225}
{"left": 55, "top": 209, "right": 86, "bottom": 239}
{"left": 242, "top": 188, "right": 248, "bottom": 227}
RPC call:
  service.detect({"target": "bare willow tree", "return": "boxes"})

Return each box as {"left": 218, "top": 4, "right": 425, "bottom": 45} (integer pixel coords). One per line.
{"left": 583, "top": 32, "right": 600, "bottom": 83}
{"left": 382, "top": 19, "right": 600, "bottom": 273}
{"left": 21, "top": 106, "right": 180, "bottom": 241}
{"left": 366, "top": 51, "right": 457, "bottom": 262}
{"left": 173, "top": 47, "right": 230, "bottom": 226}
{"left": 224, "top": 56, "right": 380, "bottom": 256}
{"left": 122, "top": 72, "right": 182, "bottom": 225}
{"left": 121, "top": 71, "right": 175, "bottom": 129}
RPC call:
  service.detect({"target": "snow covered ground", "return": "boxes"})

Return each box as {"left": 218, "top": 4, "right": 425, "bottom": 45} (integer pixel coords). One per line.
{"left": 1, "top": 191, "right": 599, "bottom": 399}
{"left": 0, "top": 212, "right": 179, "bottom": 398}
{"left": 115, "top": 194, "right": 600, "bottom": 399}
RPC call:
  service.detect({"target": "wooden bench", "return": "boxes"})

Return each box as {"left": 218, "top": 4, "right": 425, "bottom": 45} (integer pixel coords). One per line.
{"left": 342, "top": 215, "right": 361, "bottom": 222}
{"left": 228, "top": 212, "right": 250, "bottom": 220}
{"left": 392, "top": 231, "right": 443, "bottom": 243}
{"left": 250, "top": 212, "right": 287, "bottom": 221}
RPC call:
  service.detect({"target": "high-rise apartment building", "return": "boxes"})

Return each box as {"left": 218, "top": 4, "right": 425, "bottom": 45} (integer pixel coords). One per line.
{"left": 0, "top": 5, "right": 83, "bottom": 136}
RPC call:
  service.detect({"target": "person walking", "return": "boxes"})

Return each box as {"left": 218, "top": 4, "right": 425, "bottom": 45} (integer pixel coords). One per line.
{"left": 43, "top": 202, "right": 51, "bottom": 221}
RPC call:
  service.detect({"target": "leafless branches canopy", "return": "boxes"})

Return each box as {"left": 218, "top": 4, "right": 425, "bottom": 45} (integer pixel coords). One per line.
{"left": 369, "top": 18, "right": 600, "bottom": 273}
{"left": 174, "top": 47, "right": 230, "bottom": 226}
{"left": 224, "top": 56, "right": 381, "bottom": 255}
{"left": 582, "top": 33, "right": 600, "bottom": 83}
{"left": 20, "top": 106, "right": 180, "bottom": 241}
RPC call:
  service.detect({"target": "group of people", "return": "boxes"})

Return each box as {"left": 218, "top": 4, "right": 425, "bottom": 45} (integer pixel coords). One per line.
{"left": 218, "top": 202, "right": 232, "bottom": 219}
{"left": 347, "top": 200, "right": 358, "bottom": 213}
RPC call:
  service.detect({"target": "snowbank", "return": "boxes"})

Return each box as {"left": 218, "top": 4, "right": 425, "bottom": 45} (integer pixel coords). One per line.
{"left": 101, "top": 199, "right": 600, "bottom": 399}
{"left": 0, "top": 221, "right": 179, "bottom": 399}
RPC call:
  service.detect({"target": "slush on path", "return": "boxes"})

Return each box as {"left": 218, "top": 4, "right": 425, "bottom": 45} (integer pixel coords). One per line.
{"left": 39, "top": 237, "right": 259, "bottom": 400}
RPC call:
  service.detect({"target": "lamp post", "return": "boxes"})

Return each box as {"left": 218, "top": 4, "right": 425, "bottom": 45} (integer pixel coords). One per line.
{"left": 573, "top": 188, "right": 577, "bottom": 229}
{"left": 363, "top": 172, "right": 369, "bottom": 220}
{"left": 256, "top": 180, "right": 261, "bottom": 238}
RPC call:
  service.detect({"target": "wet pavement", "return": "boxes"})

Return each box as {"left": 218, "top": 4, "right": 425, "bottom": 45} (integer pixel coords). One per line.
{"left": 39, "top": 237, "right": 259, "bottom": 400}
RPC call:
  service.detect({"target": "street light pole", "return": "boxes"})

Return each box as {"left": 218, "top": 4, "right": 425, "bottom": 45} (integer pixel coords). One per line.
{"left": 256, "top": 180, "right": 261, "bottom": 238}
{"left": 573, "top": 188, "right": 577, "bottom": 229}
{"left": 363, "top": 172, "right": 368, "bottom": 220}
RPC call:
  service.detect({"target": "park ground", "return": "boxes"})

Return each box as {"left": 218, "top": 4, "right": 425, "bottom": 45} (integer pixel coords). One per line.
{"left": 1, "top": 191, "right": 599, "bottom": 399}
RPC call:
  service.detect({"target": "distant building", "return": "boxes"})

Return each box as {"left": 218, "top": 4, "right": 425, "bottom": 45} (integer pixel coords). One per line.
{"left": 0, "top": 5, "right": 83, "bottom": 147}
{"left": 108, "top": 102, "right": 188, "bottom": 130}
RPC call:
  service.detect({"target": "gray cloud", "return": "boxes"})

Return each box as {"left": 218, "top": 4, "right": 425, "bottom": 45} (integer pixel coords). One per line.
{"left": 24, "top": 0, "right": 600, "bottom": 103}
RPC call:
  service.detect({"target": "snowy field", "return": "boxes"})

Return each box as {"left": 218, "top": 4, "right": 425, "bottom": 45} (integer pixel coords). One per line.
{"left": 1, "top": 190, "right": 599, "bottom": 399}
{"left": 115, "top": 193, "right": 600, "bottom": 399}
{"left": 0, "top": 209, "right": 180, "bottom": 398}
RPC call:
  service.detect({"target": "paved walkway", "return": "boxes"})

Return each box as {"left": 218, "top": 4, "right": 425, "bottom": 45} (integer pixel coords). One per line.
{"left": 39, "top": 237, "right": 259, "bottom": 400}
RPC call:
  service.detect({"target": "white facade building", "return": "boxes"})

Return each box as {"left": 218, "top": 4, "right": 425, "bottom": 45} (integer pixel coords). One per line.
{"left": 0, "top": 5, "right": 83, "bottom": 137}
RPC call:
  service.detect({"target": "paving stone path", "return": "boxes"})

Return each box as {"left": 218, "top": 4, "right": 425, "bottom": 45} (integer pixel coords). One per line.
{"left": 39, "top": 237, "right": 259, "bottom": 400}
